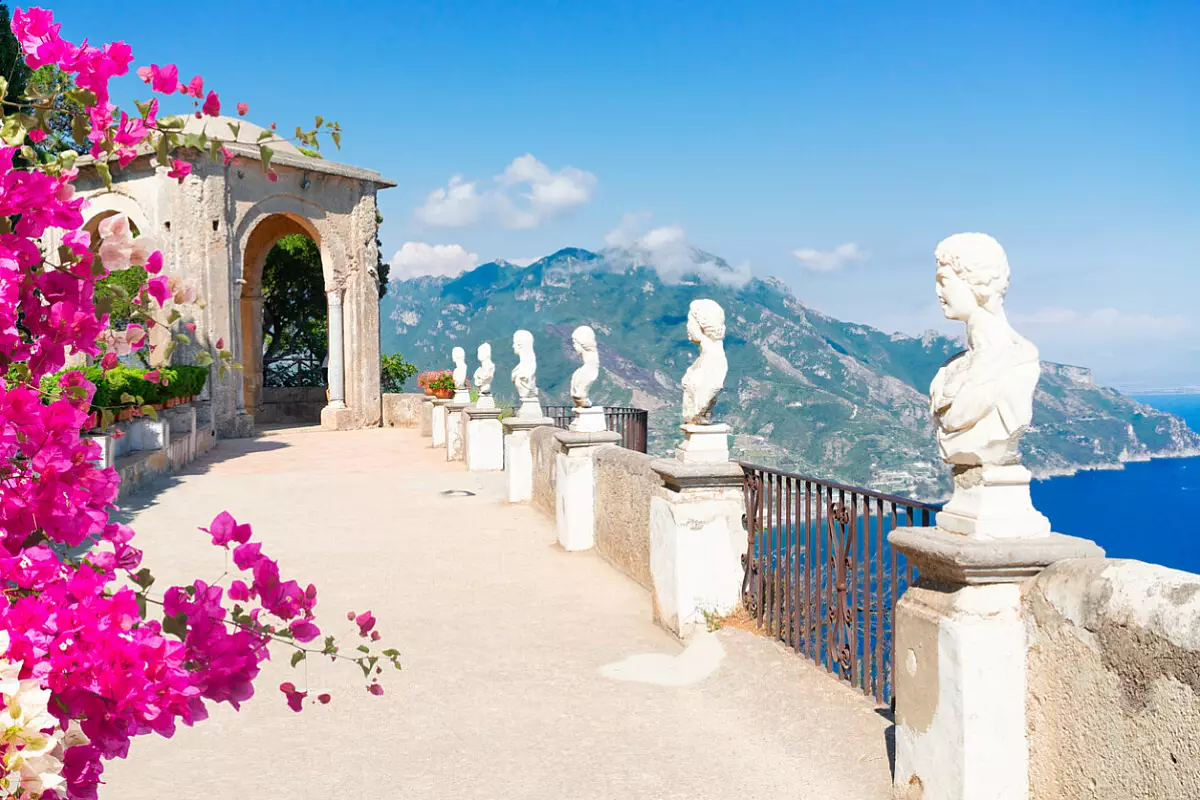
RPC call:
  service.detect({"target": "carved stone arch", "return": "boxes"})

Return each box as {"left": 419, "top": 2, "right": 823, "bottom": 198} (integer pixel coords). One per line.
{"left": 81, "top": 190, "right": 152, "bottom": 239}
{"left": 234, "top": 193, "right": 344, "bottom": 289}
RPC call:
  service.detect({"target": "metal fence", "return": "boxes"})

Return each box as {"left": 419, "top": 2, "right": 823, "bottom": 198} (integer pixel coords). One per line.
{"left": 543, "top": 405, "right": 649, "bottom": 453}
{"left": 739, "top": 463, "right": 939, "bottom": 707}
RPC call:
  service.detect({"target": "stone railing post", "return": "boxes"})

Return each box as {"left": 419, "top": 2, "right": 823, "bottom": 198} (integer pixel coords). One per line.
{"left": 554, "top": 429, "right": 620, "bottom": 550}
{"left": 445, "top": 397, "right": 469, "bottom": 461}
{"left": 464, "top": 404, "right": 504, "bottom": 471}
{"left": 420, "top": 395, "right": 434, "bottom": 437}
{"left": 431, "top": 398, "right": 450, "bottom": 448}
{"left": 502, "top": 416, "right": 554, "bottom": 502}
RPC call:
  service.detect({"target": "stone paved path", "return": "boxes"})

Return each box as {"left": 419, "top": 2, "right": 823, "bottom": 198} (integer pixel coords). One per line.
{"left": 103, "top": 426, "right": 893, "bottom": 799}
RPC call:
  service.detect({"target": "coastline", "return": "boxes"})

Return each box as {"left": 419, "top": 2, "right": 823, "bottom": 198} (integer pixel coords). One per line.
{"left": 1031, "top": 446, "right": 1200, "bottom": 482}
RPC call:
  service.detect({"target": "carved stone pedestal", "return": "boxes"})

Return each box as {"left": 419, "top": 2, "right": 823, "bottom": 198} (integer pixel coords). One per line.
{"left": 569, "top": 406, "right": 606, "bottom": 433}
{"left": 554, "top": 429, "right": 620, "bottom": 551}
{"left": 503, "top": 416, "right": 554, "bottom": 503}
{"left": 453, "top": 388, "right": 471, "bottom": 404}
{"left": 464, "top": 405, "right": 504, "bottom": 471}
{"left": 649, "top": 459, "right": 745, "bottom": 639}
{"left": 889, "top": 526, "right": 1102, "bottom": 800}
{"left": 431, "top": 399, "right": 451, "bottom": 448}
{"left": 937, "top": 464, "right": 1051, "bottom": 538}
{"left": 516, "top": 398, "right": 545, "bottom": 420}
{"left": 675, "top": 423, "right": 730, "bottom": 464}
{"left": 445, "top": 400, "right": 468, "bottom": 461}
{"left": 420, "top": 396, "right": 434, "bottom": 437}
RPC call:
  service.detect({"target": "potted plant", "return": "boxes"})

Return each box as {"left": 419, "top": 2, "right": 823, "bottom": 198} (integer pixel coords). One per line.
{"left": 416, "top": 371, "right": 437, "bottom": 396}
{"left": 427, "top": 370, "right": 455, "bottom": 400}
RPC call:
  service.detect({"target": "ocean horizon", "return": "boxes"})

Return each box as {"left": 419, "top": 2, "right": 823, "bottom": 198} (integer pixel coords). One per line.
{"left": 1031, "top": 393, "right": 1200, "bottom": 575}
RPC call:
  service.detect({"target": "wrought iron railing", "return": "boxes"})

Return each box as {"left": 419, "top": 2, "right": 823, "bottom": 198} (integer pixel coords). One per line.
{"left": 543, "top": 406, "right": 649, "bottom": 453}
{"left": 739, "top": 463, "right": 939, "bottom": 707}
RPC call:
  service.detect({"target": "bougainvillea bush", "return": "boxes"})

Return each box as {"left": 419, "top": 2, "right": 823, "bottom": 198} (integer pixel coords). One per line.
{"left": 0, "top": 8, "right": 395, "bottom": 798}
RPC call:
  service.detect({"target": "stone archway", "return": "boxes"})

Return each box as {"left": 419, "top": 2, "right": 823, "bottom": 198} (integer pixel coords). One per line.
{"left": 68, "top": 115, "right": 394, "bottom": 437}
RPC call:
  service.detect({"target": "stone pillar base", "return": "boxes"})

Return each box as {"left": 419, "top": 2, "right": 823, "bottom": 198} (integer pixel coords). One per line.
{"left": 220, "top": 410, "right": 255, "bottom": 439}
{"left": 517, "top": 399, "right": 545, "bottom": 420}
{"left": 648, "top": 459, "right": 745, "bottom": 638}
{"left": 554, "top": 430, "right": 620, "bottom": 550}
{"left": 320, "top": 405, "right": 356, "bottom": 431}
{"left": 570, "top": 405, "right": 606, "bottom": 433}
{"left": 431, "top": 399, "right": 450, "bottom": 447}
{"left": 503, "top": 417, "right": 554, "bottom": 502}
{"left": 420, "top": 396, "right": 434, "bottom": 437}
{"left": 465, "top": 406, "right": 504, "bottom": 471}
{"left": 445, "top": 401, "right": 468, "bottom": 461}
{"left": 937, "top": 464, "right": 1051, "bottom": 539}
{"left": 674, "top": 423, "right": 730, "bottom": 464}
{"left": 475, "top": 394, "right": 496, "bottom": 410}
{"left": 453, "top": 388, "right": 471, "bottom": 404}
{"left": 889, "top": 526, "right": 1102, "bottom": 800}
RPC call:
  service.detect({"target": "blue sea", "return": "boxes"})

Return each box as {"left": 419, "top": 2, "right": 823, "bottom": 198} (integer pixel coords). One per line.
{"left": 1030, "top": 394, "right": 1200, "bottom": 574}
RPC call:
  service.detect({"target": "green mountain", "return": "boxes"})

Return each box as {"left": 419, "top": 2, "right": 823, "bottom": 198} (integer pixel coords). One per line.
{"left": 381, "top": 247, "right": 1200, "bottom": 500}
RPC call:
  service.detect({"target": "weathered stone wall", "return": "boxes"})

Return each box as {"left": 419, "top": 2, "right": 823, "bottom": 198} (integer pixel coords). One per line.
{"left": 1025, "top": 558, "right": 1200, "bottom": 800}
{"left": 593, "top": 445, "right": 658, "bottom": 588}
{"left": 255, "top": 387, "right": 326, "bottom": 424}
{"left": 530, "top": 426, "right": 561, "bottom": 519}
{"left": 382, "top": 393, "right": 424, "bottom": 428}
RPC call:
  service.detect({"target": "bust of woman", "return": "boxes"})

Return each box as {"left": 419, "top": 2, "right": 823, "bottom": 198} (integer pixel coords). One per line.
{"left": 511, "top": 330, "right": 538, "bottom": 402}
{"left": 451, "top": 346, "right": 467, "bottom": 390}
{"left": 569, "top": 325, "right": 599, "bottom": 408}
{"left": 473, "top": 343, "right": 495, "bottom": 396}
{"left": 681, "top": 299, "right": 728, "bottom": 424}
{"left": 929, "top": 233, "right": 1040, "bottom": 467}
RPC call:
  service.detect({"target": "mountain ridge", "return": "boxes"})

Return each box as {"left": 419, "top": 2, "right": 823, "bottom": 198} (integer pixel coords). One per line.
{"left": 382, "top": 247, "right": 1200, "bottom": 500}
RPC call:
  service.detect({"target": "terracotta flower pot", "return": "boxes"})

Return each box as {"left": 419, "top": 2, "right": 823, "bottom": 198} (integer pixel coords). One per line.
{"left": 432, "top": 387, "right": 453, "bottom": 400}
{"left": 118, "top": 408, "right": 133, "bottom": 422}
{"left": 423, "top": 387, "right": 434, "bottom": 396}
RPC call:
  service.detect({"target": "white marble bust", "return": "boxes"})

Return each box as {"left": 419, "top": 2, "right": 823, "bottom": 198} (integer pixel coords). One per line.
{"left": 569, "top": 325, "right": 599, "bottom": 408}
{"left": 474, "top": 343, "right": 495, "bottom": 396}
{"left": 929, "top": 233, "right": 1040, "bottom": 467}
{"left": 451, "top": 346, "right": 467, "bottom": 390}
{"left": 681, "top": 299, "right": 728, "bottom": 424}
{"left": 511, "top": 330, "right": 538, "bottom": 402}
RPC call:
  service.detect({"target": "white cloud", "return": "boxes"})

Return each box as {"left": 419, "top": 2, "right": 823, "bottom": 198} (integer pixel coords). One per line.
{"left": 414, "top": 154, "right": 597, "bottom": 230}
{"left": 390, "top": 242, "right": 480, "bottom": 280}
{"left": 603, "top": 214, "right": 752, "bottom": 288}
{"left": 1011, "top": 307, "right": 1191, "bottom": 343}
{"left": 504, "top": 257, "right": 538, "bottom": 267}
{"left": 791, "top": 243, "right": 867, "bottom": 273}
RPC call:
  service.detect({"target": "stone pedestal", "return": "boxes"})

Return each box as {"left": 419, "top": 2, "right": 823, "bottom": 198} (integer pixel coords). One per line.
{"left": 674, "top": 423, "right": 730, "bottom": 464}
{"left": 648, "top": 459, "right": 745, "bottom": 638}
{"left": 889, "top": 527, "right": 1103, "bottom": 800}
{"left": 320, "top": 405, "right": 355, "bottom": 431}
{"left": 937, "top": 464, "right": 1051, "bottom": 538}
{"left": 420, "top": 396, "right": 434, "bottom": 437}
{"left": 453, "top": 388, "right": 471, "bottom": 404}
{"left": 517, "top": 398, "right": 544, "bottom": 420}
{"left": 431, "top": 399, "right": 450, "bottom": 448}
{"left": 129, "top": 416, "right": 170, "bottom": 452}
{"left": 445, "top": 401, "right": 468, "bottom": 461}
{"left": 86, "top": 433, "right": 116, "bottom": 469}
{"left": 475, "top": 393, "right": 496, "bottom": 410}
{"left": 464, "top": 405, "right": 504, "bottom": 471}
{"left": 554, "top": 429, "right": 620, "bottom": 551}
{"left": 569, "top": 405, "right": 606, "bottom": 433}
{"left": 502, "top": 416, "right": 554, "bottom": 502}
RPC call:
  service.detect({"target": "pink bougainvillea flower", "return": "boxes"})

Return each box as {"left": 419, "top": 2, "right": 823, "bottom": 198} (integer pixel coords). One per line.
{"left": 143, "top": 369, "right": 161, "bottom": 384}
{"left": 149, "top": 63, "right": 179, "bottom": 94}
{"left": 136, "top": 65, "right": 152, "bottom": 83}
{"left": 145, "top": 250, "right": 163, "bottom": 274}
{"left": 220, "top": 146, "right": 235, "bottom": 166}
{"left": 145, "top": 275, "right": 170, "bottom": 307}
{"left": 185, "top": 322, "right": 197, "bottom": 333}
{"left": 279, "top": 682, "right": 307, "bottom": 713}
{"left": 204, "top": 511, "right": 252, "bottom": 547}
{"left": 289, "top": 620, "right": 320, "bottom": 643}
{"left": 167, "top": 158, "right": 192, "bottom": 183}
{"left": 28, "top": 128, "right": 45, "bottom": 143}
{"left": 215, "top": 337, "right": 225, "bottom": 350}
{"left": 368, "top": 684, "right": 384, "bottom": 697}
{"left": 202, "top": 90, "right": 220, "bottom": 117}
{"left": 237, "top": 102, "right": 248, "bottom": 116}
{"left": 317, "top": 693, "right": 331, "bottom": 705}
{"left": 266, "top": 169, "right": 278, "bottom": 183}
{"left": 185, "top": 74, "right": 203, "bottom": 98}
{"left": 100, "top": 352, "right": 118, "bottom": 371}
{"left": 355, "top": 611, "right": 376, "bottom": 637}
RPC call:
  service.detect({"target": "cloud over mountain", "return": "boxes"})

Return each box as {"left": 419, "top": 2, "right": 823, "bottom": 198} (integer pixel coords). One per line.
{"left": 390, "top": 242, "right": 480, "bottom": 279}
{"left": 791, "top": 243, "right": 867, "bottom": 273}
{"left": 603, "top": 213, "right": 752, "bottom": 287}
{"left": 414, "top": 154, "right": 597, "bottom": 230}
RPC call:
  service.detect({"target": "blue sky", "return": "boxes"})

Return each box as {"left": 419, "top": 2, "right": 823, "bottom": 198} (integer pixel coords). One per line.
{"left": 47, "top": 0, "right": 1200, "bottom": 389}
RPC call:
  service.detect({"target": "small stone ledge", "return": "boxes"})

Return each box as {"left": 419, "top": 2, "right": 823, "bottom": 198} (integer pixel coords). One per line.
{"left": 320, "top": 405, "right": 356, "bottom": 431}
{"left": 890, "top": 526, "right": 1104, "bottom": 585}
{"left": 502, "top": 416, "right": 555, "bottom": 432}
{"left": 554, "top": 430, "right": 621, "bottom": 452}
{"left": 650, "top": 459, "right": 743, "bottom": 492}
{"left": 464, "top": 405, "right": 504, "bottom": 420}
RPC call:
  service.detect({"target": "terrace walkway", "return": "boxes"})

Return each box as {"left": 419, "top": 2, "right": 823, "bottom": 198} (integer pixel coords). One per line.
{"left": 103, "top": 426, "right": 892, "bottom": 799}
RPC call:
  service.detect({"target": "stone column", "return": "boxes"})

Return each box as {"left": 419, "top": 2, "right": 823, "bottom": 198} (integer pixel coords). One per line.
{"left": 445, "top": 398, "right": 469, "bottom": 461}
{"left": 648, "top": 459, "right": 745, "bottom": 638}
{"left": 431, "top": 398, "right": 450, "bottom": 448}
{"left": 420, "top": 396, "right": 434, "bottom": 437}
{"left": 502, "top": 416, "right": 554, "bottom": 502}
{"left": 464, "top": 405, "right": 504, "bottom": 471}
{"left": 321, "top": 288, "right": 353, "bottom": 430}
{"left": 554, "top": 430, "right": 620, "bottom": 551}
{"left": 889, "top": 528, "right": 1102, "bottom": 800}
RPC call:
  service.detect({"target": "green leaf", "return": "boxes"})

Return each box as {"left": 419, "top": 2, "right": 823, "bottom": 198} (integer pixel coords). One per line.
{"left": 94, "top": 160, "right": 112, "bottom": 190}
{"left": 136, "top": 593, "right": 147, "bottom": 618}
{"left": 290, "top": 650, "right": 306, "bottom": 668}
{"left": 168, "top": 308, "right": 182, "bottom": 324}
{"left": 356, "top": 645, "right": 370, "bottom": 654}
{"left": 119, "top": 392, "right": 136, "bottom": 405}
{"left": 227, "top": 121, "right": 241, "bottom": 139}
{"left": 259, "top": 145, "right": 273, "bottom": 172}
{"left": 59, "top": 151, "right": 77, "bottom": 171}
{"left": 140, "top": 404, "right": 157, "bottom": 420}
{"left": 331, "top": 131, "right": 341, "bottom": 150}
{"left": 71, "top": 113, "right": 89, "bottom": 146}
{"left": 174, "top": 334, "right": 190, "bottom": 344}
{"left": 381, "top": 648, "right": 400, "bottom": 658}
{"left": 158, "top": 115, "right": 186, "bottom": 131}
{"left": 132, "top": 568, "right": 155, "bottom": 589}
{"left": 256, "top": 130, "right": 272, "bottom": 142}
{"left": 100, "top": 408, "right": 114, "bottom": 429}
{"left": 67, "top": 87, "right": 98, "bottom": 107}
{"left": 0, "top": 114, "right": 29, "bottom": 146}
{"left": 155, "top": 132, "right": 170, "bottom": 167}
{"left": 194, "top": 351, "right": 214, "bottom": 367}
{"left": 162, "top": 612, "right": 188, "bottom": 641}
{"left": 183, "top": 133, "right": 207, "bottom": 151}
